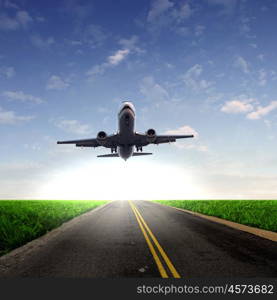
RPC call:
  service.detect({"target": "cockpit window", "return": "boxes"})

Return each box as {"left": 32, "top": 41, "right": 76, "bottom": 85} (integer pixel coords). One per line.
{"left": 119, "top": 101, "right": 135, "bottom": 114}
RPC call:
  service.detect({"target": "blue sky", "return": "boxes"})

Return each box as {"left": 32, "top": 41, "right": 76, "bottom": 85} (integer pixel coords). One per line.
{"left": 0, "top": 0, "right": 277, "bottom": 200}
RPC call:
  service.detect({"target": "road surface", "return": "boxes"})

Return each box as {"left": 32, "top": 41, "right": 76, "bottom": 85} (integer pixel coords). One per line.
{"left": 0, "top": 200, "right": 276, "bottom": 278}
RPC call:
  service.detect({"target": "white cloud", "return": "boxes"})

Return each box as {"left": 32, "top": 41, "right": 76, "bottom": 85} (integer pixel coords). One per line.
{"left": 86, "top": 36, "right": 144, "bottom": 79}
{"left": 16, "top": 10, "right": 33, "bottom": 27}
{"left": 239, "top": 17, "right": 251, "bottom": 36}
{"left": 84, "top": 24, "right": 107, "bottom": 48}
{"left": 257, "top": 54, "right": 265, "bottom": 61}
{"left": 146, "top": 0, "right": 193, "bottom": 35}
{"left": 118, "top": 35, "right": 137, "bottom": 49}
{"left": 0, "top": 66, "right": 15, "bottom": 78}
{"left": 140, "top": 76, "right": 169, "bottom": 102}
{"left": 171, "top": 2, "right": 193, "bottom": 22}
{"left": 247, "top": 101, "right": 277, "bottom": 120}
{"left": 0, "top": 10, "right": 32, "bottom": 30}
{"left": 185, "top": 64, "right": 202, "bottom": 77}
{"left": 182, "top": 64, "right": 214, "bottom": 91}
{"left": 206, "top": 92, "right": 224, "bottom": 103}
{"left": 3, "top": 90, "right": 44, "bottom": 104}
{"left": 195, "top": 25, "right": 205, "bottom": 36}
{"left": 68, "top": 40, "right": 82, "bottom": 46}
{"left": 118, "top": 35, "right": 145, "bottom": 54}
{"left": 165, "top": 125, "right": 199, "bottom": 138}
{"left": 4, "top": 0, "right": 20, "bottom": 9}
{"left": 0, "top": 106, "right": 34, "bottom": 124}
{"left": 164, "top": 126, "right": 208, "bottom": 152}
{"left": 54, "top": 119, "right": 93, "bottom": 136}
{"left": 86, "top": 64, "right": 107, "bottom": 77}
{"left": 234, "top": 56, "right": 249, "bottom": 74}
{"left": 176, "top": 26, "right": 190, "bottom": 36}
{"left": 0, "top": 14, "right": 19, "bottom": 30}
{"left": 46, "top": 75, "right": 69, "bottom": 90}
{"left": 165, "top": 62, "right": 174, "bottom": 69}
{"left": 147, "top": 0, "right": 174, "bottom": 22}
{"left": 199, "top": 79, "right": 213, "bottom": 89}
{"left": 271, "top": 70, "right": 277, "bottom": 81}
{"left": 183, "top": 65, "right": 200, "bottom": 89}
{"left": 261, "top": 5, "right": 268, "bottom": 12}
{"left": 221, "top": 99, "right": 254, "bottom": 114}
{"left": 179, "top": 3, "right": 193, "bottom": 19}
{"left": 36, "top": 16, "right": 45, "bottom": 22}
{"left": 66, "top": 24, "right": 107, "bottom": 49}
{"left": 107, "top": 49, "right": 130, "bottom": 66}
{"left": 30, "top": 34, "right": 55, "bottom": 49}
{"left": 86, "top": 46, "right": 133, "bottom": 79}
{"left": 23, "top": 143, "right": 41, "bottom": 151}
{"left": 221, "top": 98, "right": 277, "bottom": 120}
{"left": 62, "top": 1, "right": 92, "bottom": 20}
{"left": 258, "top": 69, "right": 267, "bottom": 86}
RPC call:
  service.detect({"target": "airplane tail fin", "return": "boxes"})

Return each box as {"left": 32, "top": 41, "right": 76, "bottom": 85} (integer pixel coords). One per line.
{"left": 97, "top": 153, "right": 119, "bottom": 158}
{"left": 132, "top": 152, "right": 152, "bottom": 156}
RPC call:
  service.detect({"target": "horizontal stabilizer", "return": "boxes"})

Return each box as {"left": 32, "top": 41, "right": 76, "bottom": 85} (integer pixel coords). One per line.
{"left": 97, "top": 152, "right": 153, "bottom": 158}
{"left": 97, "top": 153, "right": 119, "bottom": 158}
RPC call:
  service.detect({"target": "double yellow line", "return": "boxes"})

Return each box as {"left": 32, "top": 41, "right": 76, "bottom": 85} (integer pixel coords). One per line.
{"left": 128, "top": 201, "right": 180, "bottom": 278}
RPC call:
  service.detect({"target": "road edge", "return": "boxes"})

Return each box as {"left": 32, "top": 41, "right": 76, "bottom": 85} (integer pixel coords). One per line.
{"left": 152, "top": 201, "right": 277, "bottom": 242}
{"left": 0, "top": 201, "right": 113, "bottom": 264}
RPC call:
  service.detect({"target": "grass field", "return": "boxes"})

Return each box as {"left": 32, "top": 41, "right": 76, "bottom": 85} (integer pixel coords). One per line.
{"left": 0, "top": 200, "right": 108, "bottom": 256}
{"left": 154, "top": 200, "right": 277, "bottom": 232}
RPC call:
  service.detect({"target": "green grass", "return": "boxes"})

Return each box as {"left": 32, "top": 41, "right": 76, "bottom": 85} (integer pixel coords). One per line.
{"left": 0, "top": 200, "right": 108, "bottom": 256}
{"left": 154, "top": 200, "right": 277, "bottom": 232}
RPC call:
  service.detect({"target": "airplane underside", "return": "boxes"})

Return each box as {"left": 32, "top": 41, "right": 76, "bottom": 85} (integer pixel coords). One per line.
{"left": 98, "top": 145, "right": 152, "bottom": 160}
{"left": 97, "top": 152, "right": 152, "bottom": 158}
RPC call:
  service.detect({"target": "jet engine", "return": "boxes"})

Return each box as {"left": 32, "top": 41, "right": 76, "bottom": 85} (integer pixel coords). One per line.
{"left": 146, "top": 128, "right": 156, "bottom": 143}
{"left": 97, "top": 131, "right": 108, "bottom": 145}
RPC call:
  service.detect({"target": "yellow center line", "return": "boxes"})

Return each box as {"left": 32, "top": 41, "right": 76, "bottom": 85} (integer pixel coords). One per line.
{"left": 129, "top": 200, "right": 181, "bottom": 278}
{"left": 129, "top": 201, "right": 168, "bottom": 278}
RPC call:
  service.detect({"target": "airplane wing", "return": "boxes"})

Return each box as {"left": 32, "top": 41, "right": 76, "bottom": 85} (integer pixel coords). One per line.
{"left": 57, "top": 138, "right": 99, "bottom": 147}
{"left": 134, "top": 133, "right": 194, "bottom": 146}
{"left": 57, "top": 134, "right": 119, "bottom": 148}
{"left": 154, "top": 134, "right": 194, "bottom": 144}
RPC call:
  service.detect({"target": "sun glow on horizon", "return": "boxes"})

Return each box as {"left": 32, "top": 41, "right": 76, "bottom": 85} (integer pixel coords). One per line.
{"left": 37, "top": 159, "right": 206, "bottom": 200}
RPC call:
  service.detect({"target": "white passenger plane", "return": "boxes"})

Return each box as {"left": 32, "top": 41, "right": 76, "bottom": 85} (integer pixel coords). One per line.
{"left": 57, "top": 101, "right": 194, "bottom": 160}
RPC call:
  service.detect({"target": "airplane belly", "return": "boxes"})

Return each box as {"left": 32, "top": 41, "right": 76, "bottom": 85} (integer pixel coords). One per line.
{"left": 119, "top": 145, "right": 134, "bottom": 160}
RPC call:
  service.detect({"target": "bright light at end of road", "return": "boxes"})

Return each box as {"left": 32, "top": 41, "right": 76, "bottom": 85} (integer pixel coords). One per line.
{"left": 38, "top": 159, "right": 206, "bottom": 200}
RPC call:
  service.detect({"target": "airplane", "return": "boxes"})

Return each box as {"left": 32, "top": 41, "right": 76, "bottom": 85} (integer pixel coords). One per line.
{"left": 57, "top": 101, "right": 194, "bottom": 160}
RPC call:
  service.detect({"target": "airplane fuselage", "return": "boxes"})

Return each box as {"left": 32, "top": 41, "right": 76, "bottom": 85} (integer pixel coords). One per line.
{"left": 118, "top": 104, "right": 135, "bottom": 160}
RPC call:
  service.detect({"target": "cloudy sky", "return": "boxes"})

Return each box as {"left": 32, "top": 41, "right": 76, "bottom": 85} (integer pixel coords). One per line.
{"left": 0, "top": 0, "right": 277, "bottom": 200}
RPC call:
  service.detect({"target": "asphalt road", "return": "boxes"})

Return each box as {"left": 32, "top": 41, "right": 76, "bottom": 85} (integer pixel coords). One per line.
{"left": 0, "top": 200, "right": 276, "bottom": 278}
